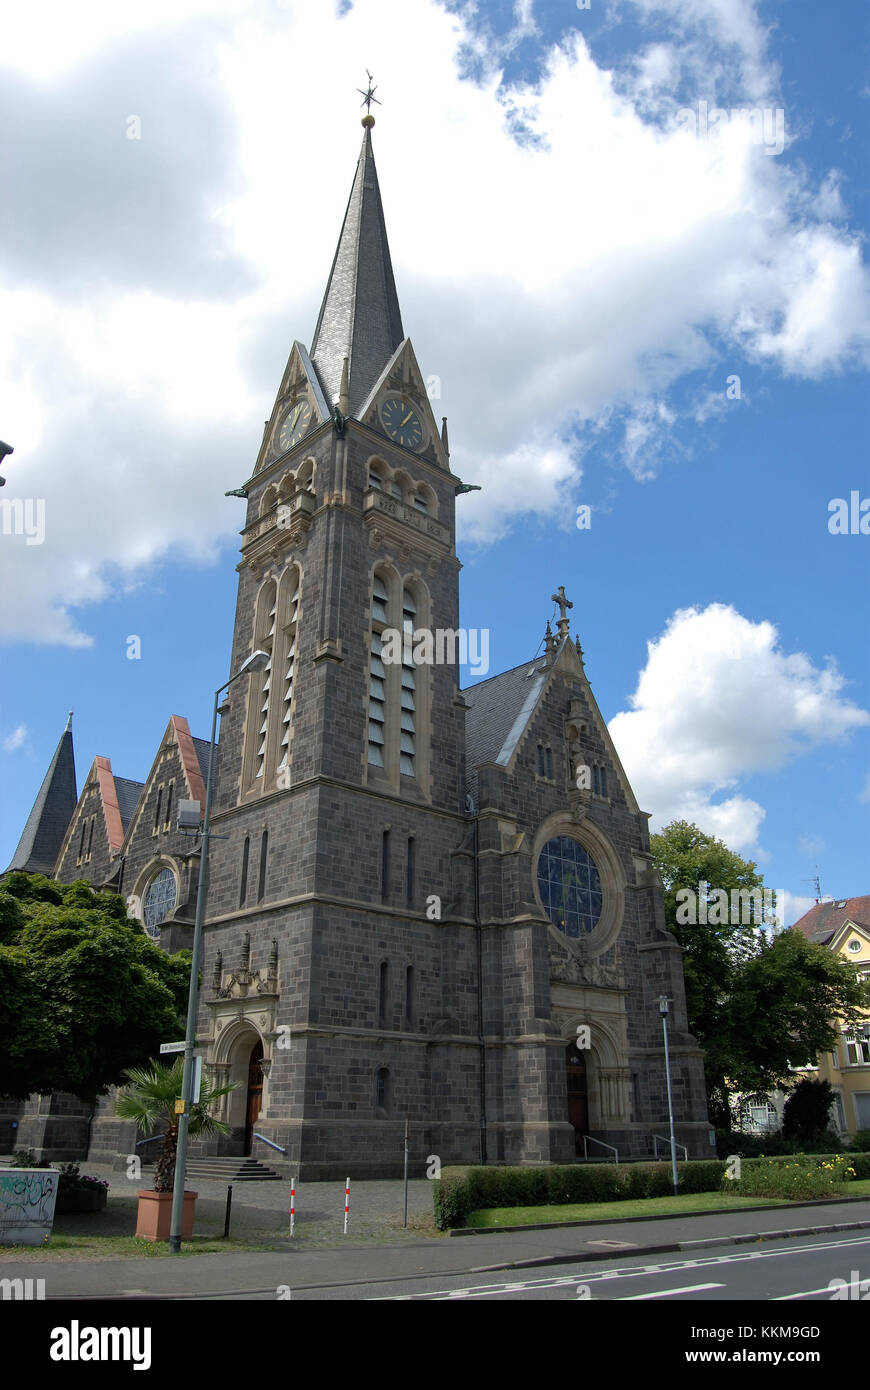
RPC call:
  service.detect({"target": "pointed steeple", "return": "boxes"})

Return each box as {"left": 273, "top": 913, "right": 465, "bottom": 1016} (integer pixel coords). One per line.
{"left": 7, "top": 714, "right": 77, "bottom": 875}
{"left": 310, "top": 122, "right": 404, "bottom": 417}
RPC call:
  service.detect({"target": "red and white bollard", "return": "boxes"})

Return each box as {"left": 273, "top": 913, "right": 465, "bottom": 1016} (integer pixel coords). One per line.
{"left": 290, "top": 1177, "right": 296, "bottom": 1238}
{"left": 343, "top": 1176, "right": 350, "bottom": 1235}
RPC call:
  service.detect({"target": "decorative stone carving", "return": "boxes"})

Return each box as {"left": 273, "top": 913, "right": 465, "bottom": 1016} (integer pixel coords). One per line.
{"left": 549, "top": 939, "right": 623, "bottom": 989}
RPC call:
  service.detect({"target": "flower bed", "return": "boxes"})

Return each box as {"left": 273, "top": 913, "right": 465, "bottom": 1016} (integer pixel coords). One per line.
{"left": 432, "top": 1153, "right": 870, "bottom": 1229}
{"left": 53, "top": 1163, "right": 109, "bottom": 1215}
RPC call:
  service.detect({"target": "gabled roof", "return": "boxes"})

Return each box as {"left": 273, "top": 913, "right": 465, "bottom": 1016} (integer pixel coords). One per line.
{"left": 463, "top": 657, "right": 549, "bottom": 797}
{"left": 310, "top": 125, "right": 404, "bottom": 415}
{"left": 113, "top": 776, "right": 145, "bottom": 834}
{"left": 6, "top": 713, "right": 77, "bottom": 874}
{"left": 792, "top": 895, "right": 870, "bottom": 943}
{"left": 116, "top": 715, "right": 212, "bottom": 856}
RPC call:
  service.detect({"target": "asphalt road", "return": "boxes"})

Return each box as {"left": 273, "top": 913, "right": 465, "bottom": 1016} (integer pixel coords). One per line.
{"left": 274, "top": 1232, "right": 870, "bottom": 1301}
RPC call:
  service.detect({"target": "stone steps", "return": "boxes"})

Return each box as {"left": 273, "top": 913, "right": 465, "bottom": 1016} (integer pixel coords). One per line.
{"left": 144, "top": 1157, "right": 283, "bottom": 1182}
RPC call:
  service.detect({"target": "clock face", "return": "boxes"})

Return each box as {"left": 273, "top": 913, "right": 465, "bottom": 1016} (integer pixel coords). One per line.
{"left": 278, "top": 399, "right": 313, "bottom": 452}
{"left": 381, "top": 397, "right": 425, "bottom": 450}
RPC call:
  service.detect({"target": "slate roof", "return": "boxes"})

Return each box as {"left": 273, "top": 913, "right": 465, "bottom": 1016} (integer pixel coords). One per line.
{"left": 113, "top": 777, "right": 144, "bottom": 833}
{"left": 791, "top": 895, "right": 870, "bottom": 943}
{"left": 6, "top": 717, "right": 77, "bottom": 875}
{"left": 310, "top": 126, "right": 404, "bottom": 416}
{"left": 462, "top": 656, "right": 548, "bottom": 801}
{"left": 191, "top": 737, "right": 216, "bottom": 787}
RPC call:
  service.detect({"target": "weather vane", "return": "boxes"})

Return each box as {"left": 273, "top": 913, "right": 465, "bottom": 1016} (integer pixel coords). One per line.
{"left": 357, "top": 70, "right": 381, "bottom": 120}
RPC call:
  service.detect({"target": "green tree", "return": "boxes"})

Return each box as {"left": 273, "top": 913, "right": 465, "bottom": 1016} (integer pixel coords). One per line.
{"left": 115, "top": 1058, "right": 238, "bottom": 1191}
{"left": 0, "top": 872, "right": 191, "bottom": 1101}
{"left": 781, "top": 1078, "right": 837, "bottom": 1144}
{"left": 649, "top": 822, "right": 870, "bottom": 1127}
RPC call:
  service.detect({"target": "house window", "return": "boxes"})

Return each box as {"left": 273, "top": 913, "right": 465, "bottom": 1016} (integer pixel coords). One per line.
{"left": 239, "top": 836, "right": 250, "bottom": 908}
{"left": 378, "top": 962, "right": 388, "bottom": 1026}
{"left": 142, "top": 868, "right": 177, "bottom": 939}
{"left": 844, "top": 1027, "right": 870, "bottom": 1066}
{"left": 257, "top": 830, "right": 268, "bottom": 903}
{"left": 376, "top": 1067, "right": 389, "bottom": 1112}
{"left": 848, "top": 939, "right": 863, "bottom": 953}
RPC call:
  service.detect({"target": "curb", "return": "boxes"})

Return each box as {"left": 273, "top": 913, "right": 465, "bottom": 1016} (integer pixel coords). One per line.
{"left": 466, "top": 1218, "right": 870, "bottom": 1274}
{"left": 448, "top": 1191, "right": 870, "bottom": 1236}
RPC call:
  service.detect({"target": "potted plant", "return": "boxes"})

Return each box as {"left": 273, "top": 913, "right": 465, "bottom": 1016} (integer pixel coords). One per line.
{"left": 54, "top": 1162, "right": 109, "bottom": 1214}
{"left": 115, "top": 1057, "right": 239, "bottom": 1242}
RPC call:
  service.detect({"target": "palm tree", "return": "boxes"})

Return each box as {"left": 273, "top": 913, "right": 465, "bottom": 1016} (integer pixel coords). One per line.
{"left": 116, "top": 1058, "right": 240, "bottom": 1192}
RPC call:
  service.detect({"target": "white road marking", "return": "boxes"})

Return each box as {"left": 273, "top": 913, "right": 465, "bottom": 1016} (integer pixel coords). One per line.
{"left": 373, "top": 1233, "right": 870, "bottom": 1299}
{"left": 772, "top": 1277, "right": 868, "bottom": 1301}
{"left": 618, "top": 1283, "right": 725, "bottom": 1300}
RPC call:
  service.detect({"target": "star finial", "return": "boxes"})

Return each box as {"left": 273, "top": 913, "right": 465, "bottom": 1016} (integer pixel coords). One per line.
{"left": 358, "top": 70, "right": 381, "bottom": 127}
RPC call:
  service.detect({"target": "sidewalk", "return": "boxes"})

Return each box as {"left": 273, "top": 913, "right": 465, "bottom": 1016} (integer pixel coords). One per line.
{"left": 3, "top": 1191, "right": 868, "bottom": 1298}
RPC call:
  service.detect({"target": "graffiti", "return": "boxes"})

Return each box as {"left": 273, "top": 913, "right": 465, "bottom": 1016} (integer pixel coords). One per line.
{"left": 0, "top": 1168, "right": 58, "bottom": 1246}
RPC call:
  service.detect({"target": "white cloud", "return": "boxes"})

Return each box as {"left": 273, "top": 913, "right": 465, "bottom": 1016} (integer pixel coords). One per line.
{"left": 1, "top": 0, "right": 869, "bottom": 642}
{"left": 3, "top": 724, "right": 29, "bottom": 752}
{"left": 609, "top": 603, "right": 870, "bottom": 851}
{"left": 779, "top": 891, "right": 817, "bottom": 928}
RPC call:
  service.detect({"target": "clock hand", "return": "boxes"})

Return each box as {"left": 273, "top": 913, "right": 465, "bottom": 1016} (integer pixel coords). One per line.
{"left": 401, "top": 410, "right": 412, "bottom": 426}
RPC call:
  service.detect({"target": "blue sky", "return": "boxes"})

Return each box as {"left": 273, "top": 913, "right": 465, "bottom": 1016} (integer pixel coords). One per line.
{"left": 1, "top": 0, "right": 868, "bottom": 921}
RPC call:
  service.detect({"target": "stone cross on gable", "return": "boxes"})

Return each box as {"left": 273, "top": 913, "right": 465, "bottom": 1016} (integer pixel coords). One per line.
{"left": 551, "top": 585, "right": 573, "bottom": 638}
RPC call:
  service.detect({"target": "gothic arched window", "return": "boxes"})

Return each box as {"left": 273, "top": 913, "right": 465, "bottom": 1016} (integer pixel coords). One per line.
{"left": 367, "top": 572, "right": 389, "bottom": 768}
{"left": 400, "top": 586, "right": 417, "bottom": 777}
{"left": 143, "top": 867, "right": 177, "bottom": 939}
{"left": 536, "top": 836, "right": 603, "bottom": 939}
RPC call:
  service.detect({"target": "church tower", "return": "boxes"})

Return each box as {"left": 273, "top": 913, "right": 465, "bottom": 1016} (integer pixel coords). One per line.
{"left": 200, "top": 113, "right": 477, "bottom": 1175}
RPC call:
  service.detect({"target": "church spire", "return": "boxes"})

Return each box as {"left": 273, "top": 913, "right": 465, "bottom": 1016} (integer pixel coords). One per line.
{"left": 310, "top": 113, "right": 404, "bottom": 417}
{"left": 6, "top": 714, "right": 77, "bottom": 875}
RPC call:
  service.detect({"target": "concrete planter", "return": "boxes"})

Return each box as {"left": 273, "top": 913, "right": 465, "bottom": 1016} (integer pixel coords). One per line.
{"left": 56, "top": 1187, "right": 108, "bottom": 1215}
{"left": 135, "top": 1189, "right": 197, "bottom": 1241}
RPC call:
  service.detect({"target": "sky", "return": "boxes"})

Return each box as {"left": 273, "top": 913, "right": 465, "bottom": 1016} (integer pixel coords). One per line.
{"left": 1, "top": 0, "right": 868, "bottom": 924}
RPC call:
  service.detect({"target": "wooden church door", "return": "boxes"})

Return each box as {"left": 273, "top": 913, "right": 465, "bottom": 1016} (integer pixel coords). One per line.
{"left": 566, "top": 1041, "right": 589, "bottom": 1156}
{"left": 244, "top": 1040, "right": 264, "bottom": 1155}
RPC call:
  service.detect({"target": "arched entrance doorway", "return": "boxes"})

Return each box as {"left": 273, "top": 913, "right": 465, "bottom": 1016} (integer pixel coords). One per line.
{"left": 566, "top": 1041, "right": 588, "bottom": 1157}
{"left": 244, "top": 1040, "right": 264, "bottom": 1155}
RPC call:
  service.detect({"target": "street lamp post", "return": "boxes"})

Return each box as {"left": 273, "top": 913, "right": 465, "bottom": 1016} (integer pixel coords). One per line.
{"left": 659, "top": 994, "right": 679, "bottom": 1198}
{"left": 168, "top": 650, "right": 270, "bottom": 1254}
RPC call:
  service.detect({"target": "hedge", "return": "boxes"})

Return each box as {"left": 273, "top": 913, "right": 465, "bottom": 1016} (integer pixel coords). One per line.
{"left": 432, "top": 1152, "right": 870, "bottom": 1229}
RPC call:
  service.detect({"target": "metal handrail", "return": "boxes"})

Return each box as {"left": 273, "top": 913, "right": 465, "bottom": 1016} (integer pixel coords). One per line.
{"left": 135, "top": 1135, "right": 164, "bottom": 1147}
{"left": 582, "top": 1135, "right": 619, "bottom": 1163}
{"left": 652, "top": 1134, "right": 688, "bottom": 1161}
{"left": 253, "top": 1132, "right": 287, "bottom": 1154}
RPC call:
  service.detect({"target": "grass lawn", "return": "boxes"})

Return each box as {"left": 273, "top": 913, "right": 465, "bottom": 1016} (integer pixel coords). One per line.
{"left": 0, "top": 1233, "right": 278, "bottom": 1261}
{"left": 466, "top": 1179, "right": 870, "bottom": 1229}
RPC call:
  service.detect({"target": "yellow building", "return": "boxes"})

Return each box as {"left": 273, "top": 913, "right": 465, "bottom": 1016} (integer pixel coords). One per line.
{"left": 792, "top": 896, "right": 870, "bottom": 1138}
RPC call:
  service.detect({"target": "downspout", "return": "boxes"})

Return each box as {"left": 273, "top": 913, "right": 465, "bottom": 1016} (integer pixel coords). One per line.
{"left": 473, "top": 808, "right": 487, "bottom": 1166}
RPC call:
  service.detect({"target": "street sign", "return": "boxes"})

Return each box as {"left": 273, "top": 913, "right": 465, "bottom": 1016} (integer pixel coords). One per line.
{"left": 160, "top": 1042, "right": 186, "bottom": 1054}
{"left": 191, "top": 1055, "right": 203, "bottom": 1104}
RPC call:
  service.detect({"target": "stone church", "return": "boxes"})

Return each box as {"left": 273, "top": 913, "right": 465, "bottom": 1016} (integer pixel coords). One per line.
{"left": 3, "top": 117, "right": 712, "bottom": 1176}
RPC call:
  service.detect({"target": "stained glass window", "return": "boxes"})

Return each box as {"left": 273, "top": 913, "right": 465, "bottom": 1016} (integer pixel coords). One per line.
{"left": 142, "top": 868, "right": 177, "bottom": 938}
{"left": 536, "top": 836, "right": 602, "bottom": 939}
